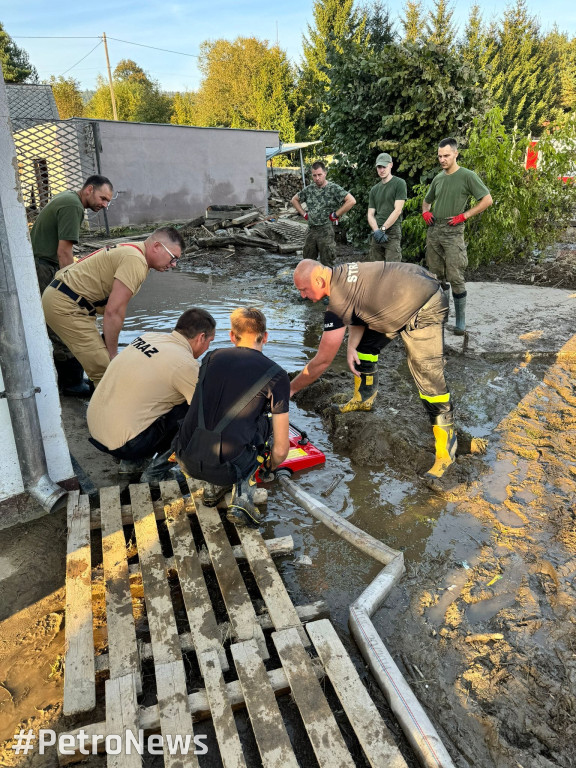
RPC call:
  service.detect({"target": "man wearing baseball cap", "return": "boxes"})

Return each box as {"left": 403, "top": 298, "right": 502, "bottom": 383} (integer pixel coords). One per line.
{"left": 367, "top": 153, "right": 407, "bottom": 262}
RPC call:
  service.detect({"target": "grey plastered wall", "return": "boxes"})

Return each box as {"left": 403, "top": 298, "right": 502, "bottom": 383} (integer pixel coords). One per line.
{"left": 81, "top": 120, "right": 278, "bottom": 226}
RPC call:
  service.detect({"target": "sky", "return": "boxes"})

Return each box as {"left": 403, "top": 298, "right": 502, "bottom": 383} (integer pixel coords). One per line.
{"left": 3, "top": 0, "right": 576, "bottom": 94}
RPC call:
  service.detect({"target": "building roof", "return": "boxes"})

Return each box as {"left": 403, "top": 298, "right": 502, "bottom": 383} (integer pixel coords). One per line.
{"left": 266, "top": 140, "right": 322, "bottom": 161}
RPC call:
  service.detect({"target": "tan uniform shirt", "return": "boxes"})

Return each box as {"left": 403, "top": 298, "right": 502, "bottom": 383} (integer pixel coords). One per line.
{"left": 55, "top": 243, "right": 149, "bottom": 312}
{"left": 87, "top": 331, "right": 199, "bottom": 450}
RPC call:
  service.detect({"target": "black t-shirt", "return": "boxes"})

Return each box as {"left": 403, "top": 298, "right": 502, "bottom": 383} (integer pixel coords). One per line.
{"left": 176, "top": 347, "right": 290, "bottom": 463}
{"left": 325, "top": 262, "right": 440, "bottom": 334}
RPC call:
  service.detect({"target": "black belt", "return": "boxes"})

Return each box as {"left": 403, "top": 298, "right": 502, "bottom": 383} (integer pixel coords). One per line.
{"left": 49, "top": 280, "right": 108, "bottom": 316}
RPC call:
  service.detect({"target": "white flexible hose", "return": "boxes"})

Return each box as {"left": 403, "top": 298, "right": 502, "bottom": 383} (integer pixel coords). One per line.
{"left": 279, "top": 474, "right": 455, "bottom": 768}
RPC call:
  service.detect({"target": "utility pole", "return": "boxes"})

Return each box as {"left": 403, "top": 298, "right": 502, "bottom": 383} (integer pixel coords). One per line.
{"left": 102, "top": 32, "right": 118, "bottom": 121}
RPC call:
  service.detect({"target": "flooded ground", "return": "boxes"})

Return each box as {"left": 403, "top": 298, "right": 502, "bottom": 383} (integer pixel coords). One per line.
{"left": 1, "top": 240, "right": 576, "bottom": 767}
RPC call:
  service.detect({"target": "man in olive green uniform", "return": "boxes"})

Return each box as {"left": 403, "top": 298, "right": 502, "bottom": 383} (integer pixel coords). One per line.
{"left": 367, "top": 152, "right": 407, "bottom": 262}
{"left": 31, "top": 174, "right": 113, "bottom": 395}
{"left": 42, "top": 226, "right": 184, "bottom": 386}
{"left": 422, "top": 137, "right": 492, "bottom": 335}
{"left": 291, "top": 161, "right": 356, "bottom": 266}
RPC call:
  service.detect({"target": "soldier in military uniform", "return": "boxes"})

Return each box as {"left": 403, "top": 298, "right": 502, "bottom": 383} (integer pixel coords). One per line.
{"left": 291, "top": 161, "right": 356, "bottom": 266}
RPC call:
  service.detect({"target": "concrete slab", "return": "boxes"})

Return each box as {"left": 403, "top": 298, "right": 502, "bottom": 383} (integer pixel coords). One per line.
{"left": 445, "top": 281, "right": 576, "bottom": 357}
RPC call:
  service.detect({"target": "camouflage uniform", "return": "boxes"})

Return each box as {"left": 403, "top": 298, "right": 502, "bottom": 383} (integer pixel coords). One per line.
{"left": 367, "top": 233, "right": 402, "bottom": 263}
{"left": 297, "top": 181, "right": 349, "bottom": 267}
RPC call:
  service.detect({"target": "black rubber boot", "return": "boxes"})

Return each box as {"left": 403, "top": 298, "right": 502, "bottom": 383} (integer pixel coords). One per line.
{"left": 453, "top": 291, "right": 467, "bottom": 336}
{"left": 55, "top": 358, "right": 91, "bottom": 397}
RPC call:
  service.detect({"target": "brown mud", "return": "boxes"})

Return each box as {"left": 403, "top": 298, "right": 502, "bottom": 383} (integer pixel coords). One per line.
{"left": 1, "top": 228, "right": 576, "bottom": 767}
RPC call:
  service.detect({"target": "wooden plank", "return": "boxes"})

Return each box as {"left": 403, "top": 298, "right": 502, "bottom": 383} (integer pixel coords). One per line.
{"left": 155, "top": 659, "right": 198, "bottom": 768}
{"left": 58, "top": 664, "right": 326, "bottom": 765}
{"left": 160, "top": 480, "right": 228, "bottom": 671}
{"left": 129, "top": 483, "right": 181, "bottom": 664}
{"left": 105, "top": 674, "right": 141, "bottom": 768}
{"left": 231, "top": 640, "right": 299, "bottom": 768}
{"left": 199, "top": 649, "right": 247, "bottom": 768}
{"left": 99, "top": 485, "right": 141, "bottom": 692}
{"left": 64, "top": 491, "right": 95, "bottom": 715}
{"left": 272, "top": 628, "right": 354, "bottom": 768}
{"left": 195, "top": 499, "right": 268, "bottom": 659}
{"left": 95, "top": 601, "right": 330, "bottom": 674}
{"left": 230, "top": 210, "right": 260, "bottom": 226}
{"left": 236, "top": 527, "right": 308, "bottom": 646}
{"left": 307, "top": 620, "right": 408, "bottom": 768}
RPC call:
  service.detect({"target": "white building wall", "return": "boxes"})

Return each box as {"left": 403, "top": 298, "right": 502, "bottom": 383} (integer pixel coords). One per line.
{"left": 0, "top": 76, "right": 73, "bottom": 503}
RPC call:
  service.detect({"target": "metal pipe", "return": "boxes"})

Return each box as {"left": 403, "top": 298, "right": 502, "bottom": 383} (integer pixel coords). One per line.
{"left": 0, "top": 196, "right": 67, "bottom": 515}
{"left": 279, "top": 474, "right": 455, "bottom": 768}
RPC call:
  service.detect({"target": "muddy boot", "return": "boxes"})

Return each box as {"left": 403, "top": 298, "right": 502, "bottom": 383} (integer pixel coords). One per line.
{"left": 140, "top": 449, "right": 186, "bottom": 487}
{"left": 119, "top": 457, "right": 151, "bottom": 485}
{"left": 339, "top": 360, "right": 378, "bottom": 413}
{"left": 424, "top": 414, "right": 458, "bottom": 482}
{"left": 226, "top": 479, "right": 263, "bottom": 528}
{"left": 56, "top": 357, "right": 91, "bottom": 397}
{"left": 202, "top": 483, "right": 233, "bottom": 507}
{"left": 453, "top": 291, "right": 467, "bottom": 336}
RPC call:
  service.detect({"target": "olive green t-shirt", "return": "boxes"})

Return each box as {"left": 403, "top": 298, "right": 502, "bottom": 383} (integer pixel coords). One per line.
{"left": 424, "top": 167, "right": 490, "bottom": 219}
{"left": 297, "top": 181, "right": 349, "bottom": 227}
{"left": 368, "top": 176, "right": 408, "bottom": 234}
{"left": 55, "top": 243, "right": 149, "bottom": 312}
{"left": 30, "top": 190, "right": 85, "bottom": 267}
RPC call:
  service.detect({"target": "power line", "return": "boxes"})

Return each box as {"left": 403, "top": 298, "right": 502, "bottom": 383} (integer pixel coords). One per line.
{"left": 107, "top": 36, "right": 199, "bottom": 58}
{"left": 60, "top": 40, "right": 103, "bottom": 76}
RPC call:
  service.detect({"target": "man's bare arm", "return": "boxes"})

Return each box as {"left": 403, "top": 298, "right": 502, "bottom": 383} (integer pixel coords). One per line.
{"left": 290, "top": 327, "right": 346, "bottom": 396}
{"left": 57, "top": 240, "right": 75, "bottom": 268}
{"left": 270, "top": 411, "right": 290, "bottom": 469}
{"left": 102, "top": 279, "right": 133, "bottom": 360}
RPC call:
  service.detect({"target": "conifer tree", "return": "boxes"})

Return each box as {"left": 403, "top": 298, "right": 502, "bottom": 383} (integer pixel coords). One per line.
{"left": 0, "top": 22, "right": 37, "bottom": 83}
{"left": 400, "top": 0, "right": 424, "bottom": 43}
{"left": 424, "top": 0, "right": 457, "bottom": 49}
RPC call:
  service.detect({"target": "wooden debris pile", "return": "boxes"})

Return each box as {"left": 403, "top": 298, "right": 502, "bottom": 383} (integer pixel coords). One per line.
{"left": 268, "top": 172, "right": 303, "bottom": 209}
{"left": 177, "top": 204, "right": 306, "bottom": 256}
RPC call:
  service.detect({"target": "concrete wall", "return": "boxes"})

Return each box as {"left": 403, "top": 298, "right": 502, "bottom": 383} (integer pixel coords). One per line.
{"left": 85, "top": 120, "right": 278, "bottom": 226}
{"left": 0, "top": 77, "right": 74, "bottom": 506}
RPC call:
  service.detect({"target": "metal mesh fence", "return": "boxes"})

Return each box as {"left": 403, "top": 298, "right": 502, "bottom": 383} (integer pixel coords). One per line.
{"left": 11, "top": 119, "right": 100, "bottom": 224}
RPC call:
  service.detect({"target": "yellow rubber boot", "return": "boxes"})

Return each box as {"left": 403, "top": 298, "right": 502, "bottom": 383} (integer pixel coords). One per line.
{"left": 424, "top": 423, "right": 458, "bottom": 480}
{"left": 339, "top": 365, "right": 378, "bottom": 413}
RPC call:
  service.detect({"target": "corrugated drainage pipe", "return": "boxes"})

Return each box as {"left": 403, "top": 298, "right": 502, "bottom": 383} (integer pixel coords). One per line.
{"left": 0, "top": 197, "right": 68, "bottom": 515}
{"left": 279, "top": 474, "right": 455, "bottom": 768}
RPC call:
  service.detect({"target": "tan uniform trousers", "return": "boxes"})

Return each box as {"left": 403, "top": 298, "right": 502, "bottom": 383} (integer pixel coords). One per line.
{"left": 42, "top": 286, "right": 111, "bottom": 385}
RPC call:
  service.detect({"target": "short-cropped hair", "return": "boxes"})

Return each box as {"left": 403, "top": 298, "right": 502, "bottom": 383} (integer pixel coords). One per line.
{"left": 153, "top": 225, "right": 185, "bottom": 252}
{"left": 438, "top": 137, "right": 458, "bottom": 151}
{"left": 175, "top": 308, "right": 216, "bottom": 339}
{"left": 82, "top": 174, "right": 113, "bottom": 191}
{"left": 311, "top": 161, "right": 326, "bottom": 171}
{"left": 230, "top": 307, "right": 267, "bottom": 343}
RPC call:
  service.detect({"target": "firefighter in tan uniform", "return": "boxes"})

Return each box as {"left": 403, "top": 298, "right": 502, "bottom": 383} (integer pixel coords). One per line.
{"left": 42, "top": 226, "right": 185, "bottom": 386}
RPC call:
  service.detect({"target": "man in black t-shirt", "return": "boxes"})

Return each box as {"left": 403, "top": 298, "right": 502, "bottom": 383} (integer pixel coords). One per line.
{"left": 174, "top": 307, "right": 290, "bottom": 525}
{"left": 291, "top": 259, "right": 456, "bottom": 482}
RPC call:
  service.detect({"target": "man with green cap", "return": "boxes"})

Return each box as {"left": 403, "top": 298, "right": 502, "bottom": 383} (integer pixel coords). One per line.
{"left": 367, "top": 153, "right": 407, "bottom": 262}
{"left": 422, "top": 138, "right": 492, "bottom": 335}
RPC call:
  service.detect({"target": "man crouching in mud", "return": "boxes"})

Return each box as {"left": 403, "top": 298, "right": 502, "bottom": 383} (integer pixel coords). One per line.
{"left": 290, "top": 258, "right": 456, "bottom": 482}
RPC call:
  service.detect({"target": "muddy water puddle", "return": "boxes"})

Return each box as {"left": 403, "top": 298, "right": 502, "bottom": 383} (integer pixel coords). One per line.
{"left": 121, "top": 265, "right": 553, "bottom": 634}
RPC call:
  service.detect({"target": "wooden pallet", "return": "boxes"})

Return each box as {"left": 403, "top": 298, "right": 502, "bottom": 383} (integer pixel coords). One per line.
{"left": 60, "top": 481, "right": 407, "bottom": 767}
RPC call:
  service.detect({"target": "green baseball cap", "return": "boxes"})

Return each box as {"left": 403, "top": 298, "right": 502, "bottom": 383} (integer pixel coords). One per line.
{"left": 375, "top": 152, "right": 392, "bottom": 166}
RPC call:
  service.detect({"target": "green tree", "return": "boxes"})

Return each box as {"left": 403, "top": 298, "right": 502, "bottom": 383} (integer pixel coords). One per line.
{"left": 170, "top": 91, "right": 197, "bottom": 125}
{"left": 484, "top": 0, "right": 559, "bottom": 135}
{"left": 460, "top": 4, "right": 492, "bottom": 77}
{"left": 541, "top": 29, "right": 576, "bottom": 113}
{"left": 0, "top": 22, "right": 37, "bottom": 82}
{"left": 86, "top": 59, "right": 172, "bottom": 123}
{"left": 322, "top": 34, "right": 487, "bottom": 244}
{"left": 358, "top": 1, "right": 397, "bottom": 50}
{"left": 400, "top": 0, "right": 424, "bottom": 43}
{"left": 424, "top": 0, "right": 457, "bottom": 49}
{"left": 296, "top": 0, "right": 363, "bottom": 140}
{"left": 194, "top": 38, "right": 296, "bottom": 141}
{"left": 48, "top": 76, "right": 84, "bottom": 119}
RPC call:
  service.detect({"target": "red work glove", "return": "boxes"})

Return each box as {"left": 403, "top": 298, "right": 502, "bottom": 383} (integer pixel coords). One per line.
{"left": 303, "top": 212, "right": 308, "bottom": 220}
{"left": 329, "top": 211, "right": 339, "bottom": 224}
{"left": 448, "top": 213, "right": 467, "bottom": 226}
{"left": 422, "top": 211, "right": 435, "bottom": 226}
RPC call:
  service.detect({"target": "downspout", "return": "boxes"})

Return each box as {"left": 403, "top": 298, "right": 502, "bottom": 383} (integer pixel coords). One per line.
{"left": 0, "top": 196, "right": 68, "bottom": 514}
{"left": 279, "top": 474, "right": 455, "bottom": 768}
